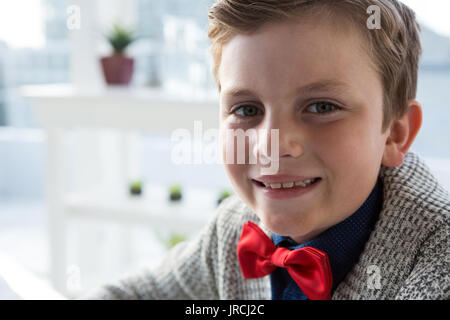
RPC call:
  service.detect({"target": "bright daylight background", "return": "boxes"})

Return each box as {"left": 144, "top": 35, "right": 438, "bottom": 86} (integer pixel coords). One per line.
{"left": 0, "top": 0, "right": 449, "bottom": 299}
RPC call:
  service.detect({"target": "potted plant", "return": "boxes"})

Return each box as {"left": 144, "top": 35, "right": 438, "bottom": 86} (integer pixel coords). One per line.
{"left": 217, "top": 189, "right": 232, "bottom": 206}
{"left": 168, "top": 183, "right": 182, "bottom": 202}
{"left": 129, "top": 180, "right": 143, "bottom": 196}
{"left": 100, "top": 23, "right": 136, "bottom": 85}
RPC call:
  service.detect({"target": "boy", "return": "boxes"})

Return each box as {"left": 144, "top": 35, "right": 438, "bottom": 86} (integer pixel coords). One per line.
{"left": 86, "top": 0, "right": 449, "bottom": 299}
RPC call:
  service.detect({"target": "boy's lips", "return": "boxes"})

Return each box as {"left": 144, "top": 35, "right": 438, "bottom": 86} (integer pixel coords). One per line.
{"left": 251, "top": 175, "right": 322, "bottom": 200}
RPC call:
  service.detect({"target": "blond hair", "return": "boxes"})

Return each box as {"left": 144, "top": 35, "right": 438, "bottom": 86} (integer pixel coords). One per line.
{"left": 207, "top": 0, "right": 422, "bottom": 132}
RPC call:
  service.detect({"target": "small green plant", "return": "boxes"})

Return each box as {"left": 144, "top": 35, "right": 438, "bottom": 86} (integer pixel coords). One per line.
{"left": 155, "top": 230, "right": 188, "bottom": 250}
{"left": 106, "top": 23, "right": 136, "bottom": 53}
{"left": 169, "top": 183, "right": 182, "bottom": 202}
{"left": 164, "top": 233, "right": 188, "bottom": 249}
{"left": 129, "top": 180, "right": 143, "bottom": 196}
{"left": 217, "top": 189, "right": 232, "bottom": 206}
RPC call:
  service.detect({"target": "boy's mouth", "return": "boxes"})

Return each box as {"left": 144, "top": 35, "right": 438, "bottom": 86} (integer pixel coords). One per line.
{"left": 251, "top": 177, "right": 321, "bottom": 190}
{"left": 251, "top": 177, "right": 322, "bottom": 200}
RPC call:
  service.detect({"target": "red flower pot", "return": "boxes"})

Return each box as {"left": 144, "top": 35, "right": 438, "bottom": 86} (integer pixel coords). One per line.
{"left": 100, "top": 53, "right": 134, "bottom": 85}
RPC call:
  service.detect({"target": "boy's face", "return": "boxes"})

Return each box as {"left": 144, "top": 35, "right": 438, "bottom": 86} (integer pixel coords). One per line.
{"left": 218, "top": 17, "right": 391, "bottom": 243}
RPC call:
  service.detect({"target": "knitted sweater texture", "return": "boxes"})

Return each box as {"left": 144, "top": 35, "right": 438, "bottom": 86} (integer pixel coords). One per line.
{"left": 85, "top": 152, "right": 449, "bottom": 300}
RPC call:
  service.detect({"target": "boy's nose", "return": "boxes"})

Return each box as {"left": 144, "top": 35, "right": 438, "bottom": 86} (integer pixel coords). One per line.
{"left": 277, "top": 127, "right": 304, "bottom": 159}
{"left": 279, "top": 137, "right": 303, "bottom": 159}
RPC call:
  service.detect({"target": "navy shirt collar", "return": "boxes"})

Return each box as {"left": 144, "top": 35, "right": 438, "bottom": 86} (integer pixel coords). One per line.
{"left": 271, "top": 178, "right": 383, "bottom": 300}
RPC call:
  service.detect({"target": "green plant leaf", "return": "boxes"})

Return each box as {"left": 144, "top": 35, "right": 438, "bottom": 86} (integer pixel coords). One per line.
{"left": 130, "top": 180, "right": 142, "bottom": 189}
{"left": 165, "top": 233, "right": 187, "bottom": 249}
{"left": 169, "top": 184, "right": 182, "bottom": 194}
{"left": 220, "top": 189, "right": 231, "bottom": 198}
{"left": 105, "top": 23, "right": 136, "bottom": 53}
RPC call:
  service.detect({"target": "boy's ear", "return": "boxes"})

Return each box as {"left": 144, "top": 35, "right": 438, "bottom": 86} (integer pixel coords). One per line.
{"left": 382, "top": 100, "right": 423, "bottom": 168}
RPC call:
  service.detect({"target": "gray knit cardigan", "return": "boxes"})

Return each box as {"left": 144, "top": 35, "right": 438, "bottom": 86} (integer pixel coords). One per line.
{"left": 85, "top": 152, "right": 449, "bottom": 300}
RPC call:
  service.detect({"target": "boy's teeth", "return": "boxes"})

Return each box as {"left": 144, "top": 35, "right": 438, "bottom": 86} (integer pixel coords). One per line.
{"left": 282, "top": 182, "right": 294, "bottom": 188}
{"left": 263, "top": 178, "right": 317, "bottom": 189}
{"left": 295, "top": 181, "right": 306, "bottom": 187}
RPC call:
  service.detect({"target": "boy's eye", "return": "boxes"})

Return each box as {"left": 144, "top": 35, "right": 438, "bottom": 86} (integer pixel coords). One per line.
{"left": 306, "top": 101, "right": 341, "bottom": 114}
{"left": 232, "top": 105, "right": 263, "bottom": 117}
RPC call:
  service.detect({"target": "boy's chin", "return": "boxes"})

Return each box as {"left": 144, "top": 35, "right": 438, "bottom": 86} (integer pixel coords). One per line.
{"left": 257, "top": 209, "right": 317, "bottom": 240}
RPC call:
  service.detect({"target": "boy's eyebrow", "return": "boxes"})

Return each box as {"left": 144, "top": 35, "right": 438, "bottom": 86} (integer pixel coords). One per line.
{"left": 221, "top": 79, "right": 350, "bottom": 97}
{"left": 296, "top": 79, "right": 350, "bottom": 95}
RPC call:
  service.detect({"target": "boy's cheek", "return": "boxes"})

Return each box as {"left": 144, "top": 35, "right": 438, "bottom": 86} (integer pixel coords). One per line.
{"left": 224, "top": 163, "right": 248, "bottom": 186}
{"left": 223, "top": 164, "right": 255, "bottom": 206}
{"left": 223, "top": 161, "right": 264, "bottom": 201}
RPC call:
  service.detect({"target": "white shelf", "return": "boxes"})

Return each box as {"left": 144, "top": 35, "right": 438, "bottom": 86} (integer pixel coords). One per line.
{"left": 65, "top": 186, "right": 219, "bottom": 234}
{"left": 21, "top": 84, "right": 220, "bottom": 131}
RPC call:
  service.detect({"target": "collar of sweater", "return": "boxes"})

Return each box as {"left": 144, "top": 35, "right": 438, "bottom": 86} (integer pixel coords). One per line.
{"left": 270, "top": 177, "right": 384, "bottom": 300}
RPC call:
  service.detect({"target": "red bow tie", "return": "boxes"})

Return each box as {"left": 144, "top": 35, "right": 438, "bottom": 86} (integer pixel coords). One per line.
{"left": 237, "top": 221, "right": 333, "bottom": 300}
